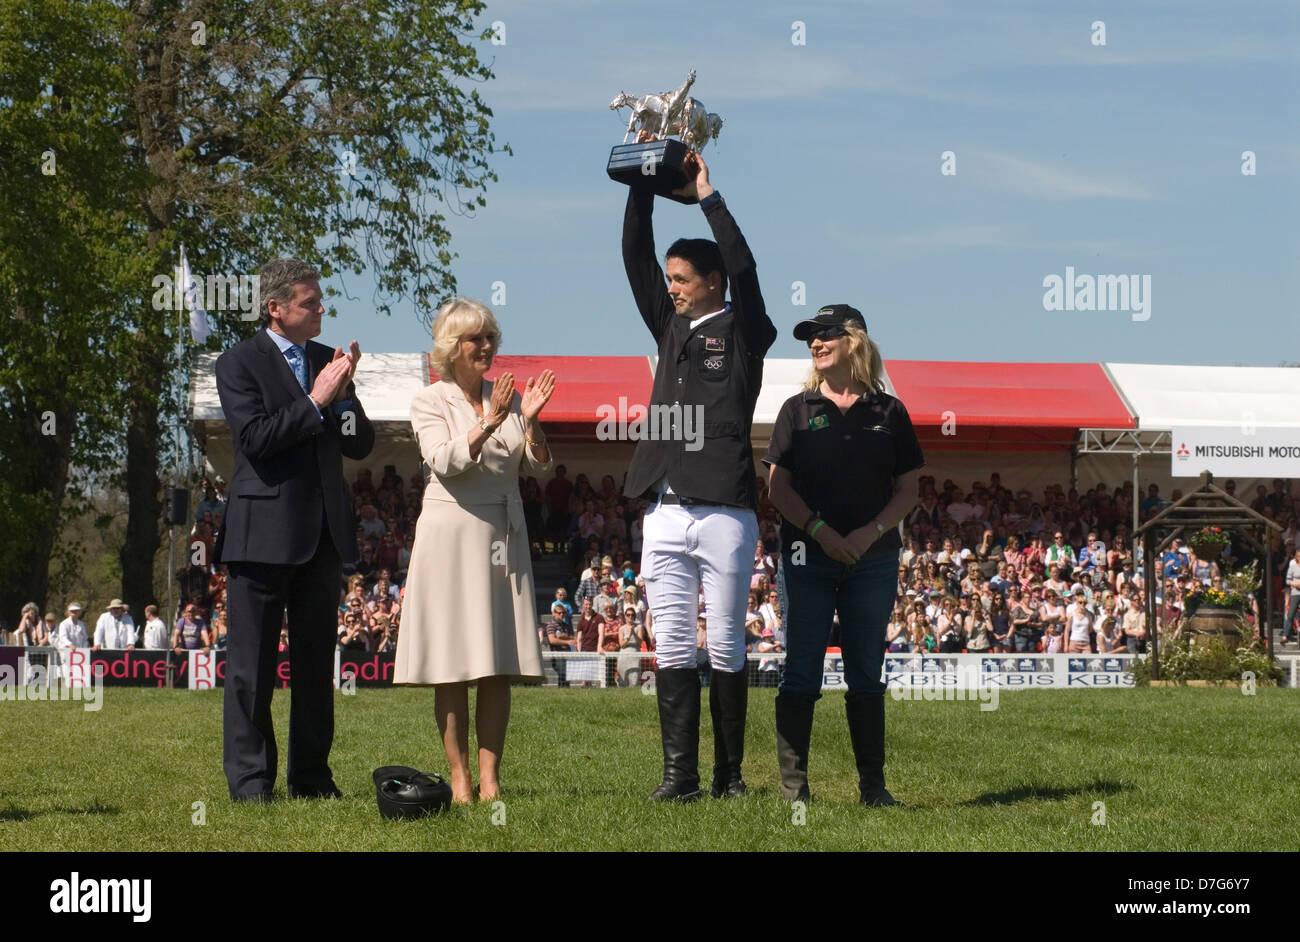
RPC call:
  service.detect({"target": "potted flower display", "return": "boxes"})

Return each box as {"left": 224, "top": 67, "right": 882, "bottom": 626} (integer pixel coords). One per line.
{"left": 1181, "top": 560, "right": 1259, "bottom": 650}
{"left": 1188, "top": 526, "right": 1229, "bottom": 561}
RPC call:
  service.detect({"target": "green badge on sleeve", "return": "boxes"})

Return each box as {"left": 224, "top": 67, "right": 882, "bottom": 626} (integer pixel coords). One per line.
{"left": 809, "top": 414, "right": 829, "bottom": 430}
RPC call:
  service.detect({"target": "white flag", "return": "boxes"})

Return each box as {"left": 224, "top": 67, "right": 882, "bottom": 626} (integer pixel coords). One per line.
{"left": 179, "top": 245, "right": 210, "bottom": 344}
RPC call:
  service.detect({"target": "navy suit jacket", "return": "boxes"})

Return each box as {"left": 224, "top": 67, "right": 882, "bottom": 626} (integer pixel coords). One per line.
{"left": 213, "top": 328, "right": 375, "bottom": 566}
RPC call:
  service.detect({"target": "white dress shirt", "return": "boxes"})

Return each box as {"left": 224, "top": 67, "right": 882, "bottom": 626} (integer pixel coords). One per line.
{"left": 94, "top": 611, "right": 137, "bottom": 648}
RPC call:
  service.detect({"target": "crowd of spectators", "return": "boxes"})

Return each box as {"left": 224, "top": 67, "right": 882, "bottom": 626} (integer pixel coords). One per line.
{"left": 881, "top": 474, "right": 1295, "bottom": 655}
{"left": 534, "top": 469, "right": 1298, "bottom": 665}
{"left": 6, "top": 599, "right": 188, "bottom": 654}
{"left": 9, "top": 464, "right": 1297, "bottom": 662}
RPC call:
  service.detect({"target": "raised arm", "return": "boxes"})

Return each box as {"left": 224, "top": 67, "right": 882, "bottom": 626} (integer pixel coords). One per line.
{"left": 622, "top": 188, "right": 675, "bottom": 343}
{"left": 680, "top": 151, "right": 775, "bottom": 357}
{"left": 701, "top": 193, "right": 775, "bottom": 356}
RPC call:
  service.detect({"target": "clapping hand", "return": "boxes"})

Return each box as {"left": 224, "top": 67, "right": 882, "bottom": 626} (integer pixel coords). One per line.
{"left": 521, "top": 369, "right": 556, "bottom": 423}
{"left": 329, "top": 340, "right": 362, "bottom": 404}
{"left": 487, "top": 372, "right": 514, "bottom": 426}
{"left": 310, "top": 340, "right": 362, "bottom": 407}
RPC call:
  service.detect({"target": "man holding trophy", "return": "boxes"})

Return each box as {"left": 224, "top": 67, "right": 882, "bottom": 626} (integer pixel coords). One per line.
{"left": 612, "top": 74, "right": 776, "bottom": 801}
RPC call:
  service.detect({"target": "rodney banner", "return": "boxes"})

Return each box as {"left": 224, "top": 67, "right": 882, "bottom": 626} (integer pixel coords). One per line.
{"left": 186, "top": 649, "right": 397, "bottom": 689}
{"left": 89, "top": 650, "right": 172, "bottom": 686}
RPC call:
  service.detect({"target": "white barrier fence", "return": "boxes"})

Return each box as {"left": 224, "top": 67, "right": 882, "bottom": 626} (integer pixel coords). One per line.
{"left": 543, "top": 651, "right": 1300, "bottom": 690}
{"left": 540, "top": 651, "right": 1140, "bottom": 689}
{"left": 880, "top": 652, "right": 1135, "bottom": 689}
{"left": 7, "top": 647, "right": 1299, "bottom": 690}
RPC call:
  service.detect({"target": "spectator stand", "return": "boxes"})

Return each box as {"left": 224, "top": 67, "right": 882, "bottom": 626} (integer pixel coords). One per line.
{"left": 1082, "top": 361, "right": 1300, "bottom": 580}
{"left": 190, "top": 354, "right": 1300, "bottom": 517}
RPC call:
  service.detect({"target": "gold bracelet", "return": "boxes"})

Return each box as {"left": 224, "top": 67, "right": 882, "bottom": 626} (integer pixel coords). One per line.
{"left": 526, "top": 433, "right": 546, "bottom": 447}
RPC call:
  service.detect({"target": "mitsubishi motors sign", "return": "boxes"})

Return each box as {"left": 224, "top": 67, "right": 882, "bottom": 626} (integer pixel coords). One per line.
{"left": 1170, "top": 426, "right": 1300, "bottom": 478}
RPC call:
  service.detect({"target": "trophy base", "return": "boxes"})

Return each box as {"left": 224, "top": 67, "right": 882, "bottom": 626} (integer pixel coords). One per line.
{"left": 606, "top": 139, "right": 698, "bottom": 204}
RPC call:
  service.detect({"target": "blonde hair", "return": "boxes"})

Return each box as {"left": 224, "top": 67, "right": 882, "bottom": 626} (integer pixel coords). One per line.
{"left": 430, "top": 297, "right": 502, "bottom": 379}
{"left": 801, "top": 323, "right": 884, "bottom": 394}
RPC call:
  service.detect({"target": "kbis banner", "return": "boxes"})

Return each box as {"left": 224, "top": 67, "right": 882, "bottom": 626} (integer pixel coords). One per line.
{"left": 822, "top": 652, "right": 1135, "bottom": 690}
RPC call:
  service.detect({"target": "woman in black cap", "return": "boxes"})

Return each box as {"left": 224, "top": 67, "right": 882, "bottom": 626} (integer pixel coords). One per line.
{"left": 763, "top": 304, "right": 925, "bottom": 804}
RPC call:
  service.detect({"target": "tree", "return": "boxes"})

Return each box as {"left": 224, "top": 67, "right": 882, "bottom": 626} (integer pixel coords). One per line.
{"left": 0, "top": 0, "right": 150, "bottom": 620}
{"left": 1, "top": 0, "right": 504, "bottom": 619}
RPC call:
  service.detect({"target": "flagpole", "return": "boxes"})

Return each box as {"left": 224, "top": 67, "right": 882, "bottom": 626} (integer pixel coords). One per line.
{"left": 167, "top": 246, "right": 183, "bottom": 624}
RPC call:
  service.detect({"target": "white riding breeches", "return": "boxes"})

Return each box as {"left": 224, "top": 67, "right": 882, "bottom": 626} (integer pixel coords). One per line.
{"left": 640, "top": 497, "right": 758, "bottom": 672}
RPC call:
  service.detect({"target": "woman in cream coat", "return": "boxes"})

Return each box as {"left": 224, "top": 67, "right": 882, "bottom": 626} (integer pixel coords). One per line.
{"left": 395, "top": 297, "right": 556, "bottom": 803}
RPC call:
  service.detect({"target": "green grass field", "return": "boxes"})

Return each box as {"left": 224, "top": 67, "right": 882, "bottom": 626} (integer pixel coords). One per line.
{"left": 2, "top": 686, "right": 1297, "bottom": 851}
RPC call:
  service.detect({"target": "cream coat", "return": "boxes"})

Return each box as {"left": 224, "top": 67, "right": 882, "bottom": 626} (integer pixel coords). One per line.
{"left": 394, "top": 378, "right": 552, "bottom": 685}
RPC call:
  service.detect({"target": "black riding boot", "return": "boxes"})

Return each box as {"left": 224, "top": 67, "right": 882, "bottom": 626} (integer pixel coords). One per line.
{"left": 845, "top": 693, "right": 896, "bottom": 806}
{"left": 708, "top": 668, "right": 749, "bottom": 797}
{"left": 774, "top": 693, "right": 815, "bottom": 801}
{"left": 650, "top": 668, "right": 702, "bottom": 802}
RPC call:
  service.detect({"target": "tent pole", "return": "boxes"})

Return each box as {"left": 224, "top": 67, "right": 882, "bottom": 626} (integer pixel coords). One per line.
{"left": 1147, "top": 527, "right": 1158, "bottom": 680}
{"left": 1131, "top": 452, "right": 1139, "bottom": 572}
{"left": 1265, "top": 539, "right": 1273, "bottom": 660}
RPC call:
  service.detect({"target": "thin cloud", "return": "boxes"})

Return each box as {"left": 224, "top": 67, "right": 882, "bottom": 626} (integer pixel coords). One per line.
{"left": 969, "top": 149, "right": 1156, "bottom": 201}
{"left": 897, "top": 225, "right": 1013, "bottom": 248}
{"left": 483, "top": 49, "right": 893, "bottom": 112}
{"left": 825, "top": 221, "right": 1134, "bottom": 257}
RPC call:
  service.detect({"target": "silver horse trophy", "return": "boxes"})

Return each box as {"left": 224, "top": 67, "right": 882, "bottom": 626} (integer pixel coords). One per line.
{"left": 606, "top": 70, "right": 723, "bottom": 204}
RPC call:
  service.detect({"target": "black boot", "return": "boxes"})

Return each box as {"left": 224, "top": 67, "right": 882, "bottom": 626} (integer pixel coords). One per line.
{"left": 708, "top": 668, "right": 749, "bottom": 797}
{"left": 774, "top": 694, "right": 815, "bottom": 801}
{"left": 650, "top": 668, "right": 701, "bottom": 802}
{"left": 845, "top": 693, "right": 896, "bottom": 806}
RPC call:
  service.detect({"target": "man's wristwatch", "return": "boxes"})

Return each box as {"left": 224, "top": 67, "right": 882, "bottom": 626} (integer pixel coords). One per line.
{"left": 874, "top": 520, "right": 886, "bottom": 536}
{"left": 477, "top": 416, "right": 494, "bottom": 433}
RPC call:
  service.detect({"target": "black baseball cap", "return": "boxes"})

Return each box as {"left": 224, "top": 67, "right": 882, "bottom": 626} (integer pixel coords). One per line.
{"left": 793, "top": 304, "right": 867, "bottom": 341}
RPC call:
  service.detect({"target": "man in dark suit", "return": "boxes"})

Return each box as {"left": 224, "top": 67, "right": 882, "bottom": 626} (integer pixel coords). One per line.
{"left": 214, "top": 257, "right": 375, "bottom": 801}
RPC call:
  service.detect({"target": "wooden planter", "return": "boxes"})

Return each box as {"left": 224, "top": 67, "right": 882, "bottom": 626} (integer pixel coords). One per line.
{"left": 1183, "top": 606, "right": 1244, "bottom": 649}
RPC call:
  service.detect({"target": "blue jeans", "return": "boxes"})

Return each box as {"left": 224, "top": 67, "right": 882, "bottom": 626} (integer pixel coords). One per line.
{"left": 778, "top": 549, "right": 897, "bottom": 701}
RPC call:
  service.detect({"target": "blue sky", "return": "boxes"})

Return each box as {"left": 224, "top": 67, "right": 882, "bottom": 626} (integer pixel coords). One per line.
{"left": 321, "top": 0, "right": 1298, "bottom": 367}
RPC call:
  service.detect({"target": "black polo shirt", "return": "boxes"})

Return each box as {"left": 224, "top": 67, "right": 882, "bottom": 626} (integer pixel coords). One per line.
{"left": 763, "top": 387, "right": 925, "bottom": 559}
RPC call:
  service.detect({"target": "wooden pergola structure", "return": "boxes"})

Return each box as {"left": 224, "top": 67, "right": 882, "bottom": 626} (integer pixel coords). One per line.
{"left": 1135, "top": 471, "right": 1283, "bottom": 680}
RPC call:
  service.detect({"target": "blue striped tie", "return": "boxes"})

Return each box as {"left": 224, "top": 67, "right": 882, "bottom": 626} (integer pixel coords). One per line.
{"left": 285, "top": 345, "right": 308, "bottom": 393}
